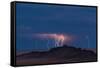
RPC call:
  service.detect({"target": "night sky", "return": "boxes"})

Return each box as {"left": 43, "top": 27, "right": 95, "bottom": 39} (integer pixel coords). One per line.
{"left": 16, "top": 3, "right": 96, "bottom": 52}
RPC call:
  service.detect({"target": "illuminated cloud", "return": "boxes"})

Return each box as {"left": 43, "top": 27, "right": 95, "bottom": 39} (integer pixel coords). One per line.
{"left": 32, "top": 33, "right": 74, "bottom": 47}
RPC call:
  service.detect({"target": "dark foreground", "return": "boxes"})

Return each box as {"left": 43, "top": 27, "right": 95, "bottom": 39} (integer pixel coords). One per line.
{"left": 16, "top": 45, "right": 97, "bottom": 66}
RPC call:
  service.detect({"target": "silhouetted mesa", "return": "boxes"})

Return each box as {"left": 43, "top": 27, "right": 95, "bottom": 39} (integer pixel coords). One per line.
{"left": 16, "top": 45, "right": 97, "bottom": 65}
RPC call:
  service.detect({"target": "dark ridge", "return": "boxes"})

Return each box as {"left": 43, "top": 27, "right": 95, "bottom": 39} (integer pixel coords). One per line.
{"left": 16, "top": 44, "right": 97, "bottom": 66}
{"left": 17, "top": 45, "right": 97, "bottom": 61}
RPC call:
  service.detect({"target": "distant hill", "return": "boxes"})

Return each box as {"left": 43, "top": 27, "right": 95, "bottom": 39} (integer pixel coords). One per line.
{"left": 16, "top": 45, "right": 97, "bottom": 65}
